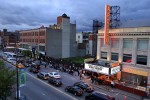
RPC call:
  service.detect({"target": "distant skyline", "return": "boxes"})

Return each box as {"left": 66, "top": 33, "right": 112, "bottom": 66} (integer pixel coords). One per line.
{"left": 0, "top": 0, "right": 150, "bottom": 32}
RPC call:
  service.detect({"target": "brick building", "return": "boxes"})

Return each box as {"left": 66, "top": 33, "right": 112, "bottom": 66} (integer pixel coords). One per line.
{"left": 19, "top": 14, "right": 76, "bottom": 58}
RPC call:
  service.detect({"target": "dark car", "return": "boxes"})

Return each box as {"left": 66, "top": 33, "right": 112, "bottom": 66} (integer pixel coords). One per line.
{"left": 23, "top": 63, "right": 30, "bottom": 68}
{"left": 37, "top": 72, "right": 49, "bottom": 80}
{"left": 31, "top": 64, "right": 40, "bottom": 70}
{"left": 26, "top": 59, "right": 33, "bottom": 64}
{"left": 29, "top": 67, "right": 39, "bottom": 73}
{"left": 15, "top": 95, "right": 28, "bottom": 100}
{"left": 74, "top": 81, "right": 94, "bottom": 92}
{"left": 85, "top": 91, "right": 115, "bottom": 100}
{"left": 65, "top": 86, "right": 83, "bottom": 96}
{"left": 48, "top": 77, "right": 62, "bottom": 86}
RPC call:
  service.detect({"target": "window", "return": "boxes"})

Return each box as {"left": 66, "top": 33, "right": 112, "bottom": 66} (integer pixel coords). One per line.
{"left": 101, "top": 38, "right": 105, "bottom": 47}
{"left": 111, "top": 38, "right": 119, "bottom": 48}
{"left": 39, "top": 46, "right": 45, "bottom": 52}
{"left": 137, "top": 39, "right": 149, "bottom": 51}
{"left": 78, "top": 36, "right": 80, "bottom": 39}
{"left": 123, "top": 54, "right": 132, "bottom": 63}
{"left": 111, "top": 53, "right": 118, "bottom": 61}
{"left": 137, "top": 55, "right": 147, "bottom": 65}
{"left": 101, "top": 52, "right": 107, "bottom": 59}
{"left": 123, "top": 39, "right": 133, "bottom": 49}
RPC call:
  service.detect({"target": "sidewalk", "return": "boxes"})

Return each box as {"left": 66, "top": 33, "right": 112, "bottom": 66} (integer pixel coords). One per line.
{"left": 72, "top": 74, "right": 144, "bottom": 100}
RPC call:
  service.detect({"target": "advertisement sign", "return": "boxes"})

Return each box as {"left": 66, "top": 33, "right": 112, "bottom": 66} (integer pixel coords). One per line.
{"left": 104, "top": 5, "right": 110, "bottom": 45}
{"left": 85, "top": 63, "right": 109, "bottom": 75}
{"left": 111, "top": 66, "right": 121, "bottom": 75}
{"left": 19, "top": 68, "right": 26, "bottom": 87}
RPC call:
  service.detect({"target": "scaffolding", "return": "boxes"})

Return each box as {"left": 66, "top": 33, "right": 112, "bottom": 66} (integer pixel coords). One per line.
{"left": 110, "top": 6, "right": 120, "bottom": 28}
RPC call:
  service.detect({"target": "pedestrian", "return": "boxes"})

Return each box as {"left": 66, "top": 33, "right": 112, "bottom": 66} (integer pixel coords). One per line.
{"left": 91, "top": 75, "right": 94, "bottom": 83}
{"left": 79, "top": 73, "right": 82, "bottom": 80}
{"left": 111, "top": 80, "right": 115, "bottom": 88}
{"left": 77, "top": 70, "right": 80, "bottom": 76}
{"left": 45, "top": 62, "right": 47, "bottom": 68}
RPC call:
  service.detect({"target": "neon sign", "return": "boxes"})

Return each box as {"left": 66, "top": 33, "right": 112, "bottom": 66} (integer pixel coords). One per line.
{"left": 104, "top": 5, "right": 110, "bottom": 45}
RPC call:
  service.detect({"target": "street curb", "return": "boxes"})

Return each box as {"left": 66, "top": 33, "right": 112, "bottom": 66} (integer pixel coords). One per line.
{"left": 90, "top": 83, "right": 142, "bottom": 100}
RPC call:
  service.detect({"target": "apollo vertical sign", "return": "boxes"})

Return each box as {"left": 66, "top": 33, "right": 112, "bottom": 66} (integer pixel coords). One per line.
{"left": 104, "top": 5, "right": 110, "bottom": 45}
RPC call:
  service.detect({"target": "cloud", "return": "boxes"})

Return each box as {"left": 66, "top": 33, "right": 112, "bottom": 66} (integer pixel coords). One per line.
{"left": 0, "top": 0, "right": 150, "bottom": 32}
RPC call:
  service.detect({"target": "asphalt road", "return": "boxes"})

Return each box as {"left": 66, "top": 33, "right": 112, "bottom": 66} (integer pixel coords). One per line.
{"left": 1, "top": 53, "right": 142, "bottom": 100}
{"left": 20, "top": 73, "right": 77, "bottom": 100}
{"left": 4, "top": 60, "right": 84, "bottom": 100}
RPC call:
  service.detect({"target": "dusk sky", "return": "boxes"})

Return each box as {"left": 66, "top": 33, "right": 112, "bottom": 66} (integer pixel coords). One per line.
{"left": 0, "top": 0, "right": 150, "bottom": 32}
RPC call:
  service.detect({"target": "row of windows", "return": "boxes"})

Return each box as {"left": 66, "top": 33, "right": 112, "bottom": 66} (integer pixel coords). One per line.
{"left": 101, "top": 38, "right": 149, "bottom": 51}
{"left": 20, "top": 39, "right": 45, "bottom": 43}
{"left": 101, "top": 52, "right": 147, "bottom": 65}
{"left": 20, "top": 31, "right": 45, "bottom": 36}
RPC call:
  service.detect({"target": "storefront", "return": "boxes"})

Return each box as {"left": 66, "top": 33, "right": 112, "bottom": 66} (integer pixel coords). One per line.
{"left": 121, "top": 67, "right": 148, "bottom": 88}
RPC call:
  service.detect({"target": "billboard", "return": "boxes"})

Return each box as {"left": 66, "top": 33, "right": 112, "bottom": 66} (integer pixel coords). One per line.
{"left": 104, "top": 5, "right": 110, "bottom": 45}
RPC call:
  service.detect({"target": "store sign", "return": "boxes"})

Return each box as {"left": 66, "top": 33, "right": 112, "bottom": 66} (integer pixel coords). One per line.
{"left": 85, "top": 63, "right": 109, "bottom": 75}
{"left": 111, "top": 66, "right": 120, "bottom": 75}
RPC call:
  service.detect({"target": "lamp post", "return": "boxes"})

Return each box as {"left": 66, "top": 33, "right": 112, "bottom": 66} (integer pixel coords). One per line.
{"left": 15, "top": 40, "right": 20, "bottom": 99}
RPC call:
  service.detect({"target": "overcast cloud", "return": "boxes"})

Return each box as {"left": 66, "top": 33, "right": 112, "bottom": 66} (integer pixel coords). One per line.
{"left": 0, "top": 0, "right": 150, "bottom": 32}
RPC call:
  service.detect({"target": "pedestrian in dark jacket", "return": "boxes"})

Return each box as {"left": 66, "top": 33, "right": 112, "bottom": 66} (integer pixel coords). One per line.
{"left": 79, "top": 73, "right": 82, "bottom": 80}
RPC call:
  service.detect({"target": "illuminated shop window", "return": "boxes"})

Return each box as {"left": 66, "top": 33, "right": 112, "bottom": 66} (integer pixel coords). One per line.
{"left": 123, "top": 54, "right": 132, "bottom": 63}
{"left": 137, "top": 55, "right": 147, "bottom": 65}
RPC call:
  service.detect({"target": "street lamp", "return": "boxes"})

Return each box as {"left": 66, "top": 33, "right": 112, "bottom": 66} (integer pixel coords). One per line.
{"left": 15, "top": 47, "right": 20, "bottom": 99}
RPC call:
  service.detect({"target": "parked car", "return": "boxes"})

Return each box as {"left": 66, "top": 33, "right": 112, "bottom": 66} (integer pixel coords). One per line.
{"left": 26, "top": 59, "right": 33, "bottom": 64}
{"left": 85, "top": 91, "right": 115, "bottom": 100}
{"left": 7, "top": 58, "right": 16, "bottom": 65}
{"left": 29, "top": 67, "right": 39, "bottom": 73}
{"left": 48, "top": 77, "right": 62, "bottom": 86}
{"left": 32, "top": 60, "right": 41, "bottom": 66}
{"left": 15, "top": 95, "right": 28, "bottom": 100}
{"left": 37, "top": 72, "right": 49, "bottom": 80}
{"left": 31, "top": 64, "right": 40, "bottom": 70}
{"left": 74, "top": 81, "right": 94, "bottom": 92}
{"left": 48, "top": 72, "right": 61, "bottom": 78}
{"left": 23, "top": 63, "right": 30, "bottom": 68}
{"left": 65, "top": 86, "right": 83, "bottom": 96}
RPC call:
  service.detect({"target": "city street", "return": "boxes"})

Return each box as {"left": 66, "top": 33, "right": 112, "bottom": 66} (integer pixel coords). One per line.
{"left": 3, "top": 58, "right": 143, "bottom": 100}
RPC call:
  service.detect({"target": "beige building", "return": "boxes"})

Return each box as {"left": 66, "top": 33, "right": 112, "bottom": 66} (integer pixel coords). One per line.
{"left": 97, "top": 26, "right": 150, "bottom": 88}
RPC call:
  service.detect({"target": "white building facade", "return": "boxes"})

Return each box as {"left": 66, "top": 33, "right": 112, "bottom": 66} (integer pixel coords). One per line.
{"left": 97, "top": 27, "right": 150, "bottom": 89}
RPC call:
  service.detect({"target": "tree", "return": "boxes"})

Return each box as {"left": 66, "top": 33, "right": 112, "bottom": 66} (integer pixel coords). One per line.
{"left": 0, "top": 60, "right": 16, "bottom": 100}
{"left": 21, "top": 50, "right": 32, "bottom": 57}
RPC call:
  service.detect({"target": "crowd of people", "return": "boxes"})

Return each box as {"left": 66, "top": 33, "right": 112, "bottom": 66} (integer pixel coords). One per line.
{"left": 24, "top": 57, "right": 115, "bottom": 89}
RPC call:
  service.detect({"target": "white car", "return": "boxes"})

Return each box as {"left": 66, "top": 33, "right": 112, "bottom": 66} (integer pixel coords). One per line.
{"left": 7, "top": 58, "right": 16, "bottom": 65}
{"left": 48, "top": 72, "right": 61, "bottom": 79}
